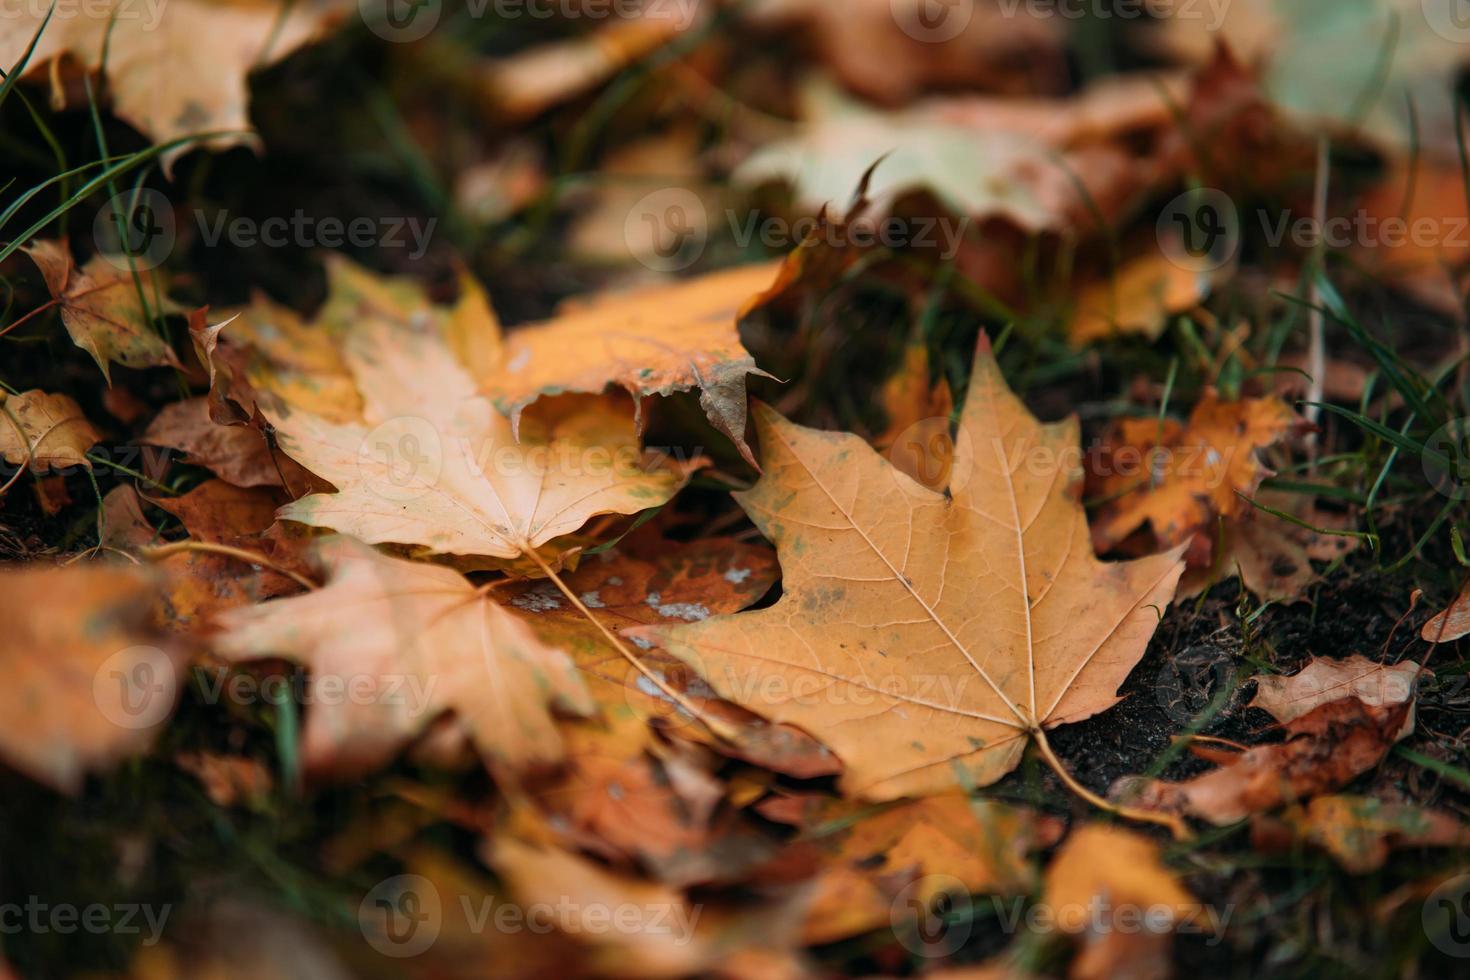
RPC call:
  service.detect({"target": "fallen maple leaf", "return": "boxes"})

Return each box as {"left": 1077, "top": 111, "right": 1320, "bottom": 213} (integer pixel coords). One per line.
{"left": 1, "top": 0, "right": 344, "bottom": 169}
{"left": 0, "top": 389, "right": 101, "bottom": 475}
{"left": 23, "top": 241, "right": 182, "bottom": 381}
{"left": 213, "top": 536, "right": 594, "bottom": 782}
{"left": 647, "top": 337, "right": 1186, "bottom": 828}
{"left": 1087, "top": 393, "right": 1301, "bottom": 566}
{"left": 0, "top": 564, "right": 184, "bottom": 793}
{"left": 1041, "top": 824, "right": 1204, "bottom": 980}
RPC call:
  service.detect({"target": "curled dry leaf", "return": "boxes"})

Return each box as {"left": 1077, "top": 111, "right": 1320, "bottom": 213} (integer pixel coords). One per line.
{"left": 0, "top": 389, "right": 101, "bottom": 473}
{"left": 483, "top": 262, "right": 780, "bottom": 465}
{"left": 1423, "top": 581, "right": 1470, "bottom": 643}
{"left": 23, "top": 241, "right": 182, "bottom": 381}
{"left": 142, "top": 397, "right": 282, "bottom": 488}
{"left": 0, "top": 0, "right": 344, "bottom": 169}
{"left": 1041, "top": 824, "right": 1205, "bottom": 980}
{"left": 213, "top": 537, "right": 595, "bottom": 782}
{"left": 0, "top": 564, "right": 184, "bottom": 794}
{"left": 1248, "top": 654, "right": 1424, "bottom": 739}
{"left": 646, "top": 337, "right": 1186, "bottom": 801}
{"left": 1251, "top": 795, "right": 1470, "bottom": 874}
{"left": 1117, "top": 697, "right": 1410, "bottom": 826}
{"left": 1087, "top": 393, "right": 1301, "bottom": 567}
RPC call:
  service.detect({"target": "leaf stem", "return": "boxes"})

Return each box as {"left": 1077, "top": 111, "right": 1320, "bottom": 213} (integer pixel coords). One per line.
{"left": 140, "top": 541, "right": 318, "bottom": 592}
{"left": 524, "top": 546, "right": 739, "bottom": 743}
{"left": 1031, "top": 726, "right": 1191, "bottom": 840}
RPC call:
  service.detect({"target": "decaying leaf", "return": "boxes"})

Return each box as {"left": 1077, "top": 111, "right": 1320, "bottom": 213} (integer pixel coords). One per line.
{"left": 1087, "top": 393, "right": 1301, "bottom": 566}
{"left": 1248, "top": 654, "right": 1423, "bottom": 739}
{"left": 175, "top": 750, "right": 273, "bottom": 809}
{"left": 24, "top": 241, "right": 182, "bottom": 381}
{"left": 0, "top": 389, "right": 101, "bottom": 473}
{"left": 647, "top": 337, "right": 1186, "bottom": 801}
{"left": 213, "top": 537, "right": 595, "bottom": 782}
{"left": 1041, "top": 824, "right": 1205, "bottom": 980}
{"left": 1252, "top": 795, "right": 1470, "bottom": 873}
{"left": 1117, "top": 698, "right": 1409, "bottom": 826}
{"left": 142, "top": 397, "right": 281, "bottom": 487}
{"left": 1179, "top": 491, "right": 1359, "bottom": 603}
{"left": 0, "top": 0, "right": 344, "bottom": 169}
{"left": 0, "top": 564, "right": 184, "bottom": 793}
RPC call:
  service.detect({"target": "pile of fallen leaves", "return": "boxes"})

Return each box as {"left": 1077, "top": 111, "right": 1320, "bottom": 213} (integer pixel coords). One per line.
{"left": 4, "top": 2, "right": 1470, "bottom": 978}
